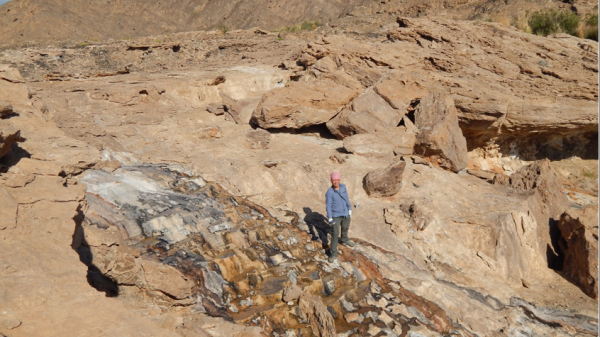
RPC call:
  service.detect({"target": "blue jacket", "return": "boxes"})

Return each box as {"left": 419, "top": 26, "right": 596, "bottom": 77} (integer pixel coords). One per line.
{"left": 326, "top": 183, "right": 351, "bottom": 219}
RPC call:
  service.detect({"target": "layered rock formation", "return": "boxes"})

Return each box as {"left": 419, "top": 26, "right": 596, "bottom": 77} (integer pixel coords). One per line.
{"left": 0, "top": 0, "right": 590, "bottom": 46}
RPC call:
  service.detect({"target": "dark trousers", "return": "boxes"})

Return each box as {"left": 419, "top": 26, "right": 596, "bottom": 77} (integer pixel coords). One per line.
{"left": 330, "top": 216, "right": 351, "bottom": 258}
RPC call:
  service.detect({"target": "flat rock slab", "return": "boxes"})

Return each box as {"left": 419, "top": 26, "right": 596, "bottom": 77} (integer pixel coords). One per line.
{"left": 6, "top": 176, "right": 85, "bottom": 204}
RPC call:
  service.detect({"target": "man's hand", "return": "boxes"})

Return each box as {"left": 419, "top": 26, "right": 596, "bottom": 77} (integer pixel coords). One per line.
{"left": 348, "top": 210, "right": 352, "bottom": 216}
{"left": 328, "top": 218, "right": 334, "bottom": 223}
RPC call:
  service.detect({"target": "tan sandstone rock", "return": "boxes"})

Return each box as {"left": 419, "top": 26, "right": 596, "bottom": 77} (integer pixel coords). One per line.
{"left": 142, "top": 259, "right": 195, "bottom": 300}
{"left": 251, "top": 80, "right": 360, "bottom": 129}
{"left": 326, "top": 89, "right": 402, "bottom": 139}
{"left": 363, "top": 160, "right": 407, "bottom": 197}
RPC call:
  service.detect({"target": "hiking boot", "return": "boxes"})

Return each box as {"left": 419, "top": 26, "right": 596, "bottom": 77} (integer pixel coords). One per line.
{"left": 328, "top": 256, "right": 337, "bottom": 263}
{"left": 340, "top": 240, "right": 355, "bottom": 247}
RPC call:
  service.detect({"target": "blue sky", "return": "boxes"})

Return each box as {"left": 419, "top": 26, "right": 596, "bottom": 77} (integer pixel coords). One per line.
{"left": 0, "top": 0, "right": 11, "bottom": 5}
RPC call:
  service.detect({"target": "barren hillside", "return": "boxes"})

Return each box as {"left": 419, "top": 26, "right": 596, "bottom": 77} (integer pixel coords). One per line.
{"left": 0, "top": 0, "right": 591, "bottom": 46}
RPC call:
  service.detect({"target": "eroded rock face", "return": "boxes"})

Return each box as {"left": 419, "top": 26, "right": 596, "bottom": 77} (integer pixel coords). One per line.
{"left": 503, "top": 159, "right": 571, "bottom": 268}
{"left": 363, "top": 160, "right": 407, "bottom": 197}
{"left": 413, "top": 92, "right": 468, "bottom": 172}
{"left": 557, "top": 208, "right": 599, "bottom": 299}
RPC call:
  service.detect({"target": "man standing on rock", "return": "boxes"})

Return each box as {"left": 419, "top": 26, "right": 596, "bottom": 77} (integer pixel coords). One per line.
{"left": 326, "top": 171, "right": 355, "bottom": 262}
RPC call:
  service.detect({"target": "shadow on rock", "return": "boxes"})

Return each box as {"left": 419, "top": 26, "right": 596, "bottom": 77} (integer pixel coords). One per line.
{"left": 302, "top": 207, "right": 331, "bottom": 249}
{"left": 72, "top": 207, "right": 119, "bottom": 297}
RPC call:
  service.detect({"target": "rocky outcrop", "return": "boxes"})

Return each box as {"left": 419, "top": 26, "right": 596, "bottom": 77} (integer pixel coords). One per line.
{"left": 363, "top": 160, "right": 407, "bottom": 197}
{"left": 251, "top": 80, "right": 360, "bottom": 129}
{"left": 557, "top": 208, "right": 599, "bottom": 299}
{"left": 413, "top": 92, "right": 468, "bottom": 172}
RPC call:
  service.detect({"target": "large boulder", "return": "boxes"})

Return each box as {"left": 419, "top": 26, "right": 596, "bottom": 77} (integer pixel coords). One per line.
{"left": 326, "top": 89, "right": 402, "bottom": 139}
{"left": 251, "top": 80, "right": 361, "bottom": 129}
{"left": 363, "top": 160, "right": 407, "bottom": 197}
{"left": 413, "top": 92, "right": 468, "bottom": 172}
{"left": 557, "top": 207, "right": 598, "bottom": 299}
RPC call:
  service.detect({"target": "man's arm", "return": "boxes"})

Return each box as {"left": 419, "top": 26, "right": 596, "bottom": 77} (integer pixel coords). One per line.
{"left": 343, "top": 185, "right": 351, "bottom": 212}
{"left": 325, "top": 189, "right": 333, "bottom": 220}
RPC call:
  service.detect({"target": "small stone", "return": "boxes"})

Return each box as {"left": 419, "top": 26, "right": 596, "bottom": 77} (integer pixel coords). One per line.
{"left": 378, "top": 311, "right": 394, "bottom": 326}
{"left": 365, "top": 293, "right": 388, "bottom": 308}
{"left": 277, "top": 234, "right": 285, "bottom": 241}
{"left": 282, "top": 283, "right": 303, "bottom": 302}
{"left": 370, "top": 280, "right": 382, "bottom": 293}
{"left": 324, "top": 280, "right": 336, "bottom": 296}
{"left": 288, "top": 301, "right": 294, "bottom": 305}
{"left": 228, "top": 304, "right": 239, "bottom": 313}
{"left": 208, "top": 222, "right": 232, "bottom": 233}
{"left": 364, "top": 311, "right": 378, "bottom": 322}
{"left": 340, "top": 298, "right": 356, "bottom": 312}
{"left": 270, "top": 254, "right": 286, "bottom": 266}
{"left": 344, "top": 312, "right": 363, "bottom": 324}
{"left": 283, "top": 251, "right": 294, "bottom": 259}
{"left": 287, "top": 269, "right": 298, "bottom": 285}
{"left": 368, "top": 324, "right": 381, "bottom": 336}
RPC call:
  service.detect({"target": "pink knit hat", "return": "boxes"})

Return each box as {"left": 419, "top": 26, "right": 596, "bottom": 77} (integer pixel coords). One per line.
{"left": 330, "top": 171, "right": 341, "bottom": 181}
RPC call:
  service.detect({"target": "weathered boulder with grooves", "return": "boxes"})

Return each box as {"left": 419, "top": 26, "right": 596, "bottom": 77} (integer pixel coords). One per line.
{"left": 557, "top": 208, "right": 599, "bottom": 299}
{"left": 298, "top": 293, "right": 336, "bottom": 337}
{"left": 413, "top": 92, "right": 468, "bottom": 172}
{"left": 363, "top": 160, "right": 407, "bottom": 197}
{"left": 251, "top": 80, "right": 360, "bottom": 129}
